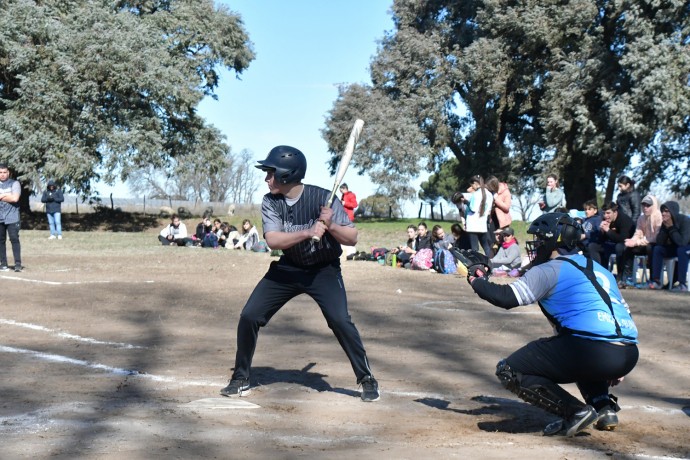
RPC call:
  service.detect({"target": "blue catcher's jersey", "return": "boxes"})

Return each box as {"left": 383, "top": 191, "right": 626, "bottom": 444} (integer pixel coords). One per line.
{"left": 509, "top": 254, "right": 638, "bottom": 343}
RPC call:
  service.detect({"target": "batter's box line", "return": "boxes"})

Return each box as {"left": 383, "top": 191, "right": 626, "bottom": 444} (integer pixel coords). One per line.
{"left": 0, "top": 275, "right": 155, "bottom": 285}
{"left": 0, "top": 344, "right": 218, "bottom": 388}
{"left": 0, "top": 318, "right": 146, "bottom": 349}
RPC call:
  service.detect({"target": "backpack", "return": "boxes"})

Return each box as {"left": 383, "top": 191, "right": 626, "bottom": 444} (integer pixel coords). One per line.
{"left": 433, "top": 248, "right": 457, "bottom": 274}
{"left": 371, "top": 247, "right": 388, "bottom": 259}
{"left": 251, "top": 241, "right": 269, "bottom": 252}
{"left": 202, "top": 232, "right": 219, "bottom": 248}
{"left": 411, "top": 248, "right": 433, "bottom": 270}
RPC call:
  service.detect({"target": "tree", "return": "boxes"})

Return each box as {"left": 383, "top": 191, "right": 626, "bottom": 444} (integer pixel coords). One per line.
{"left": 323, "top": 0, "right": 689, "bottom": 209}
{"left": 0, "top": 0, "right": 254, "bottom": 205}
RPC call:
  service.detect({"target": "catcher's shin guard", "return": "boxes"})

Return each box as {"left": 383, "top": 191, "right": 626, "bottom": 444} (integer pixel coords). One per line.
{"left": 495, "top": 360, "right": 584, "bottom": 418}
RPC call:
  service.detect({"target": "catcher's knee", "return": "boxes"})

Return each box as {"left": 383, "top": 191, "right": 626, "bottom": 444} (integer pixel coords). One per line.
{"left": 495, "top": 359, "right": 520, "bottom": 392}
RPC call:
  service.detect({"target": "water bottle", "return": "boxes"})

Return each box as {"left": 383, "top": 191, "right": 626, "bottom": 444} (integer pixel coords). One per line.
{"left": 391, "top": 253, "right": 397, "bottom": 268}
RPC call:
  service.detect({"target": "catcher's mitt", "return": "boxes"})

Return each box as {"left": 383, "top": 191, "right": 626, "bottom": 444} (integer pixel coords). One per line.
{"left": 450, "top": 248, "right": 492, "bottom": 281}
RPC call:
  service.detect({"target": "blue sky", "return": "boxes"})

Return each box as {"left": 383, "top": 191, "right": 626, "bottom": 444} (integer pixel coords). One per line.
{"left": 199, "top": 0, "right": 399, "bottom": 202}
{"left": 99, "top": 1, "right": 403, "bottom": 206}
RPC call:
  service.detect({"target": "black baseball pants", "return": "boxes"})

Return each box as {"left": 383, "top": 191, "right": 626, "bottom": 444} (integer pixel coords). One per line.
{"left": 232, "top": 259, "right": 374, "bottom": 383}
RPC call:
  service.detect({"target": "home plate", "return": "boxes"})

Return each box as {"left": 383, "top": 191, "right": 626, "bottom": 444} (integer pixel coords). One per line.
{"left": 182, "top": 398, "right": 261, "bottom": 409}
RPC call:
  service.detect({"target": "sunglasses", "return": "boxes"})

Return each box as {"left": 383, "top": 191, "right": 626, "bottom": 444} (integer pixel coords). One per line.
{"left": 641, "top": 203, "right": 652, "bottom": 207}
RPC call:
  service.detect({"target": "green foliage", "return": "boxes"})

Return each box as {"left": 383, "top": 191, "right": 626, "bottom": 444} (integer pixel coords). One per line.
{"left": 0, "top": 0, "right": 255, "bottom": 197}
{"left": 323, "top": 0, "right": 690, "bottom": 209}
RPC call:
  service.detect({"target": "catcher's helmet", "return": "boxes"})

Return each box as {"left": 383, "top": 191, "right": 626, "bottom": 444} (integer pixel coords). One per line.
{"left": 255, "top": 145, "right": 307, "bottom": 184}
{"left": 526, "top": 212, "right": 582, "bottom": 265}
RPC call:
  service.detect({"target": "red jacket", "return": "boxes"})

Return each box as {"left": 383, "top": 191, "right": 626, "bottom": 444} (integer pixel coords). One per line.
{"left": 341, "top": 191, "right": 358, "bottom": 222}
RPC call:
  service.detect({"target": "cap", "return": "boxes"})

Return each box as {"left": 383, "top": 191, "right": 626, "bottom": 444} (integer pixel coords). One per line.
{"left": 641, "top": 195, "right": 653, "bottom": 206}
{"left": 495, "top": 227, "right": 514, "bottom": 236}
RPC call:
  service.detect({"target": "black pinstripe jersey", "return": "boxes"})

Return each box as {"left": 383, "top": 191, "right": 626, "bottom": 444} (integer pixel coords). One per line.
{"left": 261, "top": 184, "right": 354, "bottom": 267}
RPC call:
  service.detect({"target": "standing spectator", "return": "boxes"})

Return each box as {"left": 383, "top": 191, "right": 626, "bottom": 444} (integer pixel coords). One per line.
{"left": 0, "top": 163, "right": 22, "bottom": 272}
{"left": 588, "top": 203, "right": 635, "bottom": 285}
{"left": 539, "top": 174, "right": 566, "bottom": 214}
{"left": 220, "top": 145, "right": 379, "bottom": 401}
{"left": 41, "top": 179, "right": 65, "bottom": 240}
{"left": 581, "top": 200, "right": 603, "bottom": 260}
{"left": 465, "top": 175, "right": 494, "bottom": 256}
{"left": 158, "top": 214, "right": 193, "bottom": 246}
{"left": 621, "top": 195, "right": 662, "bottom": 285}
{"left": 339, "top": 183, "right": 357, "bottom": 222}
{"left": 649, "top": 201, "right": 690, "bottom": 291}
{"left": 486, "top": 176, "right": 512, "bottom": 231}
{"left": 234, "top": 219, "right": 260, "bottom": 250}
{"left": 616, "top": 175, "right": 641, "bottom": 221}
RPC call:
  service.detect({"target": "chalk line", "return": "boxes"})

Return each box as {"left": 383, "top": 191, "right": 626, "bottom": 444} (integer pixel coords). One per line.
{"left": 0, "top": 318, "right": 146, "bottom": 349}
{"left": 0, "top": 276, "right": 154, "bottom": 285}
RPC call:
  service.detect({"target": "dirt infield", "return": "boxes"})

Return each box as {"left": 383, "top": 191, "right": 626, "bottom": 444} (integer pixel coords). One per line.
{"left": 1, "top": 230, "right": 689, "bottom": 459}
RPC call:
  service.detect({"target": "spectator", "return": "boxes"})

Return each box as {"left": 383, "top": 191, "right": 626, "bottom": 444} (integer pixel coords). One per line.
{"left": 339, "top": 183, "right": 358, "bottom": 222}
{"left": 431, "top": 225, "right": 455, "bottom": 251}
{"left": 648, "top": 201, "right": 690, "bottom": 291}
{"left": 539, "top": 173, "right": 566, "bottom": 214}
{"left": 451, "top": 222, "right": 472, "bottom": 251}
{"left": 414, "top": 222, "right": 433, "bottom": 252}
{"left": 588, "top": 203, "right": 635, "bottom": 284}
{"left": 234, "top": 219, "right": 260, "bottom": 250}
{"left": 195, "top": 216, "right": 217, "bottom": 247}
{"left": 41, "top": 179, "right": 65, "bottom": 240}
{"left": 621, "top": 195, "right": 661, "bottom": 286}
{"left": 0, "top": 163, "right": 22, "bottom": 272}
{"left": 451, "top": 191, "right": 467, "bottom": 224}
{"left": 616, "top": 175, "right": 641, "bottom": 221}
{"left": 389, "top": 224, "right": 417, "bottom": 268}
{"left": 465, "top": 175, "right": 494, "bottom": 256}
{"left": 581, "top": 200, "right": 602, "bottom": 259}
{"left": 490, "top": 227, "right": 522, "bottom": 273}
{"left": 486, "top": 176, "right": 512, "bottom": 231}
{"left": 158, "top": 214, "right": 193, "bottom": 246}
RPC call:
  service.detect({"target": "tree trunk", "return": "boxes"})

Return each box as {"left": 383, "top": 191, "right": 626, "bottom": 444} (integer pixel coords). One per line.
{"left": 19, "top": 183, "right": 32, "bottom": 215}
{"left": 562, "top": 155, "right": 597, "bottom": 211}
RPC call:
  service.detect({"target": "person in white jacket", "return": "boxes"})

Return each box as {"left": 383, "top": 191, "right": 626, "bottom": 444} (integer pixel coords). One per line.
{"left": 158, "top": 214, "right": 193, "bottom": 246}
{"left": 234, "top": 219, "right": 260, "bottom": 250}
{"left": 464, "top": 175, "right": 494, "bottom": 256}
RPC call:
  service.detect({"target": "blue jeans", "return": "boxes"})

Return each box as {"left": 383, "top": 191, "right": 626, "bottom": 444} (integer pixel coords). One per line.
{"left": 47, "top": 212, "right": 62, "bottom": 236}
{"left": 651, "top": 244, "right": 690, "bottom": 285}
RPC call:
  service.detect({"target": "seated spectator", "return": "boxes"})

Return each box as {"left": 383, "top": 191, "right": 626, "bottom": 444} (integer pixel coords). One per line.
{"left": 621, "top": 195, "right": 661, "bottom": 286}
{"left": 450, "top": 222, "right": 471, "bottom": 251}
{"left": 580, "top": 199, "right": 602, "bottom": 258}
{"left": 415, "top": 222, "right": 433, "bottom": 251}
{"left": 587, "top": 202, "right": 635, "bottom": 283}
{"left": 409, "top": 222, "right": 434, "bottom": 270}
{"left": 649, "top": 201, "right": 690, "bottom": 291}
{"left": 234, "top": 219, "right": 260, "bottom": 250}
{"left": 431, "top": 225, "right": 455, "bottom": 251}
{"left": 195, "top": 216, "right": 218, "bottom": 248}
{"left": 158, "top": 214, "right": 193, "bottom": 246}
{"left": 490, "top": 227, "right": 522, "bottom": 273}
{"left": 390, "top": 224, "right": 417, "bottom": 268}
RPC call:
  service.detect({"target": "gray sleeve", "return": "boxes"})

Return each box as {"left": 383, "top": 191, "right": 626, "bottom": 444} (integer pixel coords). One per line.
{"left": 508, "top": 263, "right": 559, "bottom": 305}
{"left": 261, "top": 196, "right": 284, "bottom": 235}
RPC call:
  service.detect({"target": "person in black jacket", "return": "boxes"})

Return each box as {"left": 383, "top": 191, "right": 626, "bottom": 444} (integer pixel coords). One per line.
{"left": 587, "top": 202, "right": 635, "bottom": 285}
{"left": 41, "top": 179, "right": 65, "bottom": 240}
{"left": 649, "top": 201, "right": 690, "bottom": 291}
{"left": 616, "top": 176, "right": 641, "bottom": 221}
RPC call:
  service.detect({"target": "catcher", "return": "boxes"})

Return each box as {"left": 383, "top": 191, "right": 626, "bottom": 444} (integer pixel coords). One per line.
{"left": 452, "top": 213, "right": 639, "bottom": 437}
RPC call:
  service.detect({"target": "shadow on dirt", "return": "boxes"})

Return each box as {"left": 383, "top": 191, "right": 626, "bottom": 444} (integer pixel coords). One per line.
{"left": 250, "top": 363, "right": 359, "bottom": 398}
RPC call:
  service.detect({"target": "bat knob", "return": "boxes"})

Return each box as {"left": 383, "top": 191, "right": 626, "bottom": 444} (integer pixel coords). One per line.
{"left": 312, "top": 236, "right": 321, "bottom": 243}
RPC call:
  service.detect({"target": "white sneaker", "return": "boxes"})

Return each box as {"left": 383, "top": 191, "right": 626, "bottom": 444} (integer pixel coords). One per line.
{"left": 48, "top": 235, "right": 56, "bottom": 240}
{"left": 57, "top": 235, "right": 63, "bottom": 240}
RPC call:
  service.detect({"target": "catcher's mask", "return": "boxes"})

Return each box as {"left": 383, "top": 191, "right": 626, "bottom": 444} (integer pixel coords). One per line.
{"left": 526, "top": 213, "right": 582, "bottom": 266}
{"left": 256, "top": 145, "right": 307, "bottom": 184}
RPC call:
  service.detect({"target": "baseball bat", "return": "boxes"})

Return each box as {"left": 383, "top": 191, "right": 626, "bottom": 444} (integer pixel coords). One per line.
{"left": 312, "top": 119, "right": 364, "bottom": 242}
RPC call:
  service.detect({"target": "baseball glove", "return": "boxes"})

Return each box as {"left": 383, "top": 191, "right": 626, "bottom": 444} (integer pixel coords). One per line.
{"left": 450, "top": 248, "right": 492, "bottom": 280}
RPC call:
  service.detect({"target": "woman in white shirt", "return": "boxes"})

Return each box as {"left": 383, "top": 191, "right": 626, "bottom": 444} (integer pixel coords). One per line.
{"left": 464, "top": 175, "right": 494, "bottom": 256}
{"left": 234, "top": 219, "right": 260, "bottom": 250}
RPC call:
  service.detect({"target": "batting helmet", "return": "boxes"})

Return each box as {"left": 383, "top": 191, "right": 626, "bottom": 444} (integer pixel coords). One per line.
{"left": 255, "top": 145, "right": 307, "bottom": 184}
{"left": 526, "top": 212, "right": 582, "bottom": 266}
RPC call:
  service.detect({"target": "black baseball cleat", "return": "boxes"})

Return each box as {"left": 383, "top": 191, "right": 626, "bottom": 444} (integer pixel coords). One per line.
{"left": 543, "top": 405, "right": 598, "bottom": 437}
{"left": 220, "top": 378, "right": 251, "bottom": 397}
{"left": 14, "top": 265, "right": 22, "bottom": 273}
{"left": 359, "top": 375, "right": 380, "bottom": 402}
{"left": 594, "top": 408, "right": 618, "bottom": 431}
{"left": 0, "top": 265, "right": 9, "bottom": 272}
